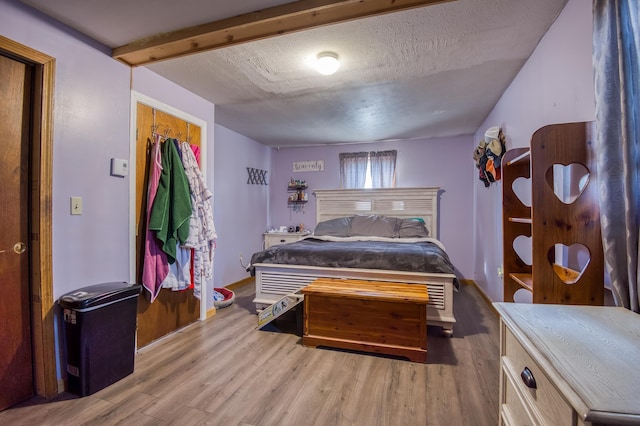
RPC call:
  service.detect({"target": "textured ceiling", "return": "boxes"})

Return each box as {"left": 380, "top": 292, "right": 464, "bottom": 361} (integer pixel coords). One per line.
{"left": 20, "top": 0, "right": 569, "bottom": 147}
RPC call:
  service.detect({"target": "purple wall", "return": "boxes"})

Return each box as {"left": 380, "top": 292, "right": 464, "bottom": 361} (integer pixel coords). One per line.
{"left": 472, "top": 0, "right": 595, "bottom": 301}
{"left": 213, "top": 124, "right": 271, "bottom": 287}
{"left": 270, "top": 135, "right": 475, "bottom": 279}
{"left": 1, "top": 2, "right": 267, "bottom": 305}
{"left": 1, "top": 1, "right": 132, "bottom": 299}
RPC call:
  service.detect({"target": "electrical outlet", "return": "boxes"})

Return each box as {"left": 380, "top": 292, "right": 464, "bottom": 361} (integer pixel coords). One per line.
{"left": 497, "top": 265, "right": 504, "bottom": 279}
{"left": 70, "top": 196, "right": 83, "bottom": 215}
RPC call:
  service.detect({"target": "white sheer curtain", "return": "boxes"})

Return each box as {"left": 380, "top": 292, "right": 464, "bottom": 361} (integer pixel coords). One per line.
{"left": 369, "top": 150, "right": 397, "bottom": 188}
{"left": 339, "top": 152, "right": 368, "bottom": 189}
{"left": 593, "top": 0, "right": 640, "bottom": 311}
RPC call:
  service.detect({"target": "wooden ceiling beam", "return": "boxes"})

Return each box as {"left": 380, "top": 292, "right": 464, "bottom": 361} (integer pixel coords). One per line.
{"left": 112, "top": 0, "right": 452, "bottom": 66}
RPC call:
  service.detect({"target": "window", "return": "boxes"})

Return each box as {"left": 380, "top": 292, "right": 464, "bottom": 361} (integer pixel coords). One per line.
{"left": 339, "top": 150, "right": 397, "bottom": 189}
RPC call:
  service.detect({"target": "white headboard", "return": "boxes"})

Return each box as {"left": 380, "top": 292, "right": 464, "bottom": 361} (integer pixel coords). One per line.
{"left": 314, "top": 187, "right": 440, "bottom": 239}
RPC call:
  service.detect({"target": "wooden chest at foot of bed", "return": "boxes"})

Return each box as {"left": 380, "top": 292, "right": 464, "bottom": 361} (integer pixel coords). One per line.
{"left": 300, "top": 278, "right": 429, "bottom": 363}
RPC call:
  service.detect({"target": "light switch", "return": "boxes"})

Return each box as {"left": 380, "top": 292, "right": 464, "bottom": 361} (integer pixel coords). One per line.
{"left": 70, "top": 197, "right": 82, "bottom": 215}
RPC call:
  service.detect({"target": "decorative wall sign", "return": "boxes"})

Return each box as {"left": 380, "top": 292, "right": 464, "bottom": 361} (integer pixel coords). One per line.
{"left": 247, "top": 167, "right": 268, "bottom": 185}
{"left": 293, "top": 160, "right": 324, "bottom": 172}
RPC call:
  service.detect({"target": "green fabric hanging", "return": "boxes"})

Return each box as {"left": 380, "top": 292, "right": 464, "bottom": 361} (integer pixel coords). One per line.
{"left": 149, "top": 138, "right": 192, "bottom": 264}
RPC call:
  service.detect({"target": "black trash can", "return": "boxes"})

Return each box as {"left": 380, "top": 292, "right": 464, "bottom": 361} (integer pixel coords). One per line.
{"left": 59, "top": 282, "right": 142, "bottom": 396}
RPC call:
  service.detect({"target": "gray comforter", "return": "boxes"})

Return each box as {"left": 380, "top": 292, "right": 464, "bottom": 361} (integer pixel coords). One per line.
{"left": 249, "top": 236, "right": 458, "bottom": 288}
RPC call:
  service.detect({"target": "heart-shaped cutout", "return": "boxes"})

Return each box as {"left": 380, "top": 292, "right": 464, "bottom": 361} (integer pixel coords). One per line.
{"left": 513, "top": 235, "right": 532, "bottom": 266}
{"left": 547, "top": 243, "right": 590, "bottom": 284}
{"left": 545, "top": 163, "right": 590, "bottom": 205}
{"left": 512, "top": 177, "right": 532, "bottom": 207}
{"left": 513, "top": 288, "right": 533, "bottom": 303}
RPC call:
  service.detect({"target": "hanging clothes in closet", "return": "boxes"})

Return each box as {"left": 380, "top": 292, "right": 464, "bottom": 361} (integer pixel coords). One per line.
{"left": 159, "top": 138, "right": 193, "bottom": 292}
{"left": 141, "top": 134, "right": 170, "bottom": 302}
{"left": 149, "top": 137, "right": 192, "bottom": 263}
{"left": 179, "top": 141, "right": 217, "bottom": 299}
{"left": 141, "top": 134, "right": 216, "bottom": 302}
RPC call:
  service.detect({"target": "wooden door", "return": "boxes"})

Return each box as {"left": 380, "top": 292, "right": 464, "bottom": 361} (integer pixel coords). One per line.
{"left": 0, "top": 54, "right": 34, "bottom": 409}
{"left": 135, "top": 102, "right": 202, "bottom": 348}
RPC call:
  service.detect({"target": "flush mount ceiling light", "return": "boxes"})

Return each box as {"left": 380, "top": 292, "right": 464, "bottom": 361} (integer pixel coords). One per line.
{"left": 315, "top": 51, "right": 340, "bottom": 75}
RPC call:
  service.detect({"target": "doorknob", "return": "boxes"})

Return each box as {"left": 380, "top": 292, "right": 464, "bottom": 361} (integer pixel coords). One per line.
{"left": 13, "top": 242, "right": 27, "bottom": 254}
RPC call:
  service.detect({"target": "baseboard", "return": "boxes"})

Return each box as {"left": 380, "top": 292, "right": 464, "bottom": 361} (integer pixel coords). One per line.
{"left": 206, "top": 307, "right": 217, "bottom": 319}
{"left": 462, "top": 279, "right": 499, "bottom": 317}
{"left": 224, "top": 276, "right": 254, "bottom": 290}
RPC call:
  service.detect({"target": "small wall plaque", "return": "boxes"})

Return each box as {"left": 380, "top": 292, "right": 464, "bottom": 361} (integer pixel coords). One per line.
{"left": 293, "top": 160, "right": 324, "bottom": 172}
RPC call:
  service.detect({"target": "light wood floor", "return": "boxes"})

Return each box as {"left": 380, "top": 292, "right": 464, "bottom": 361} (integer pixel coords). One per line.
{"left": 0, "top": 281, "right": 500, "bottom": 425}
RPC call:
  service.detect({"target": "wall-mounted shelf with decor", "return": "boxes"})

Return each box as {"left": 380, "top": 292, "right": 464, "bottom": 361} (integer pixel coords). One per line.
{"left": 287, "top": 179, "right": 309, "bottom": 212}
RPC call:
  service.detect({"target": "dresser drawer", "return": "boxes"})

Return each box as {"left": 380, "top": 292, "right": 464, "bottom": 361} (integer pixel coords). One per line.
{"left": 503, "top": 328, "right": 574, "bottom": 425}
{"left": 501, "top": 364, "right": 538, "bottom": 426}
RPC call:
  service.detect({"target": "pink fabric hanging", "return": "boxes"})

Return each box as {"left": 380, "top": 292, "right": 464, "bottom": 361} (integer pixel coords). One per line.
{"left": 142, "top": 135, "right": 170, "bottom": 302}
{"left": 190, "top": 144, "right": 200, "bottom": 166}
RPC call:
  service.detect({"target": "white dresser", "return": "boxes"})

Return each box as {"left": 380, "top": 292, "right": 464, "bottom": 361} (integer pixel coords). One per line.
{"left": 263, "top": 231, "right": 310, "bottom": 249}
{"left": 494, "top": 302, "right": 640, "bottom": 426}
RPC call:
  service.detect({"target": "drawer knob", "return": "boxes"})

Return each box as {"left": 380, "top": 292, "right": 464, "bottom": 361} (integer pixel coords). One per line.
{"left": 521, "top": 367, "right": 537, "bottom": 389}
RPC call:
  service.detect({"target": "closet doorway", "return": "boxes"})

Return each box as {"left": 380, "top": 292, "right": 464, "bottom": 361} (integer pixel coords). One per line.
{"left": 132, "top": 94, "right": 207, "bottom": 348}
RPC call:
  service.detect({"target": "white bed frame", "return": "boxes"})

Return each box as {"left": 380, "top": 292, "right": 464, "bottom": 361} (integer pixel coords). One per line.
{"left": 253, "top": 187, "right": 456, "bottom": 336}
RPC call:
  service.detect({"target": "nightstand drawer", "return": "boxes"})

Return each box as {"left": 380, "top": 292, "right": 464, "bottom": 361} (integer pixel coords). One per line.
{"left": 503, "top": 328, "right": 573, "bottom": 425}
{"left": 263, "top": 232, "right": 309, "bottom": 249}
{"left": 267, "top": 234, "right": 298, "bottom": 246}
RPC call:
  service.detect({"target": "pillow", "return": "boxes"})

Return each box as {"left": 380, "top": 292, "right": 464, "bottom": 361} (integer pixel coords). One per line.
{"left": 313, "top": 217, "right": 352, "bottom": 237}
{"left": 398, "top": 218, "right": 430, "bottom": 238}
{"left": 350, "top": 215, "right": 401, "bottom": 238}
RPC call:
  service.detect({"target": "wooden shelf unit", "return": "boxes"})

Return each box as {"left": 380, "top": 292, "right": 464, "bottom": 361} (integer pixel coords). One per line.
{"left": 502, "top": 122, "right": 603, "bottom": 305}
{"left": 502, "top": 147, "right": 533, "bottom": 302}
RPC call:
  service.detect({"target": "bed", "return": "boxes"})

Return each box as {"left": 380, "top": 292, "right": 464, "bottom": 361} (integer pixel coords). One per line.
{"left": 251, "top": 187, "right": 457, "bottom": 336}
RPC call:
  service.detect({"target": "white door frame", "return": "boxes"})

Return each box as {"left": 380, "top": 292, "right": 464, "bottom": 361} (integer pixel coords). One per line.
{"left": 129, "top": 91, "right": 209, "bottom": 320}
